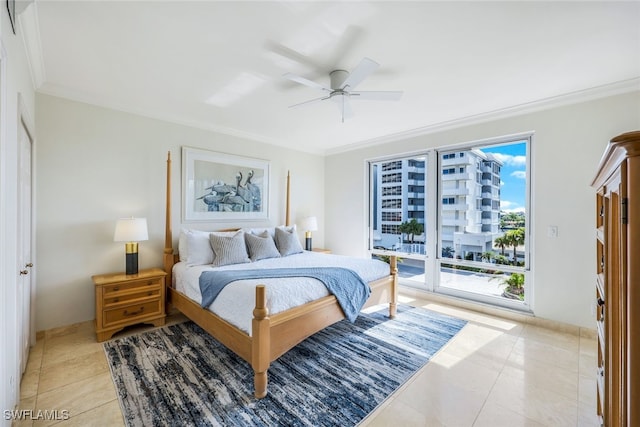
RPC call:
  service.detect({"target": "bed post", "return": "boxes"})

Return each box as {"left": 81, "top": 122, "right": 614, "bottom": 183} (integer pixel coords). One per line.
{"left": 164, "top": 151, "right": 175, "bottom": 292}
{"left": 389, "top": 255, "right": 398, "bottom": 318}
{"left": 252, "top": 285, "right": 270, "bottom": 398}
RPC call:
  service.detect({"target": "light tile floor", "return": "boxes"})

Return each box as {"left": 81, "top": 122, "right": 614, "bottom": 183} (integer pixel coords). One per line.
{"left": 15, "top": 293, "right": 599, "bottom": 426}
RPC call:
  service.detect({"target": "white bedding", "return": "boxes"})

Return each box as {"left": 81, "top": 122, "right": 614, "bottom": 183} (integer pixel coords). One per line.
{"left": 173, "top": 251, "right": 390, "bottom": 335}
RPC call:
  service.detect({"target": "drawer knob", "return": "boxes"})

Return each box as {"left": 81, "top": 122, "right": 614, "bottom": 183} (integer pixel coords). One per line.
{"left": 113, "top": 287, "right": 119, "bottom": 291}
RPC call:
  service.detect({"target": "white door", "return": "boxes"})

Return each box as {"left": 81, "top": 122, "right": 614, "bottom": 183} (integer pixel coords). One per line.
{"left": 17, "top": 117, "right": 34, "bottom": 373}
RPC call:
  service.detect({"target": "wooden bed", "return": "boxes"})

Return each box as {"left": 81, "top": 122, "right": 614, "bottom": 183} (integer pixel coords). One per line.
{"left": 161, "top": 152, "right": 398, "bottom": 398}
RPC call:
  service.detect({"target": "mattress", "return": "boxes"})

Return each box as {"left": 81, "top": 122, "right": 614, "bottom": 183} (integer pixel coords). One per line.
{"left": 173, "top": 251, "right": 390, "bottom": 335}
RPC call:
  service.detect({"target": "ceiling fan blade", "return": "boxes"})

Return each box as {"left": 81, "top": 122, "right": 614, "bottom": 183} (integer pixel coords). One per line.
{"left": 288, "top": 96, "right": 329, "bottom": 109}
{"left": 282, "top": 73, "right": 331, "bottom": 92}
{"left": 340, "top": 57, "right": 379, "bottom": 90}
{"left": 350, "top": 90, "right": 403, "bottom": 101}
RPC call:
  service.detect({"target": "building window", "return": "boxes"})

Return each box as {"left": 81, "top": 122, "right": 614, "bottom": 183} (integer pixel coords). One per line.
{"left": 381, "top": 199, "right": 402, "bottom": 209}
{"left": 382, "top": 161, "right": 402, "bottom": 171}
{"left": 381, "top": 186, "right": 402, "bottom": 196}
{"left": 382, "top": 212, "right": 402, "bottom": 222}
{"left": 382, "top": 173, "right": 402, "bottom": 183}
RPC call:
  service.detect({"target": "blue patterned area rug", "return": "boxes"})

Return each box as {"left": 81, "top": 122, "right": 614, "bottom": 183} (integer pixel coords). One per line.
{"left": 104, "top": 304, "right": 466, "bottom": 427}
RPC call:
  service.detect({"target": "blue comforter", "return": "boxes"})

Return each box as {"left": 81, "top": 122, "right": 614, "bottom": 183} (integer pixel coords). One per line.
{"left": 199, "top": 267, "right": 371, "bottom": 322}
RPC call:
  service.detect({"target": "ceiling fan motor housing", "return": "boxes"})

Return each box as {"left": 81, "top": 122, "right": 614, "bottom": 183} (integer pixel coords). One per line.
{"left": 330, "top": 70, "right": 349, "bottom": 90}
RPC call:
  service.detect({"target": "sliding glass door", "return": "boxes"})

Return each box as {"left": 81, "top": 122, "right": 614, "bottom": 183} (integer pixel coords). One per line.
{"left": 369, "top": 135, "right": 531, "bottom": 311}
{"left": 436, "top": 140, "right": 529, "bottom": 309}
{"left": 369, "top": 155, "right": 428, "bottom": 287}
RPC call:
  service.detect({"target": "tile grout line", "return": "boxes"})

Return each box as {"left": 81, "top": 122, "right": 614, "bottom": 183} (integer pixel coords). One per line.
{"left": 470, "top": 319, "right": 525, "bottom": 426}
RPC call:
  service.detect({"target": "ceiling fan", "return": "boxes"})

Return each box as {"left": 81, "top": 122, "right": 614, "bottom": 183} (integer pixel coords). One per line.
{"left": 283, "top": 57, "right": 403, "bottom": 122}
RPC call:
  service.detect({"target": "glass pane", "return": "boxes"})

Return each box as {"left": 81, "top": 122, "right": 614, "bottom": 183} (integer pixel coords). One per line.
{"left": 439, "top": 263, "right": 525, "bottom": 301}
{"left": 371, "top": 156, "right": 427, "bottom": 257}
{"left": 371, "top": 255, "right": 426, "bottom": 287}
{"left": 437, "top": 140, "right": 528, "bottom": 303}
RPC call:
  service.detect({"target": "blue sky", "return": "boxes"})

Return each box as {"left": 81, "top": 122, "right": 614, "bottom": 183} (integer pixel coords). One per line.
{"left": 481, "top": 141, "right": 527, "bottom": 212}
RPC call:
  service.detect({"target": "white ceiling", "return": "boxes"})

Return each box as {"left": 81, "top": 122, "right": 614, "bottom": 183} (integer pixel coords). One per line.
{"left": 20, "top": 1, "right": 640, "bottom": 155}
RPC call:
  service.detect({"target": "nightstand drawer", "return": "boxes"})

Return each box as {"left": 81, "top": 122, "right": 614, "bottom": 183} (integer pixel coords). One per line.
{"left": 103, "top": 288, "right": 161, "bottom": 307}
{"left": 103, "top": 299, "right": 162, "bottom": 326}
{"left": 102, "top": 277, "right": 162, "bottom": 295}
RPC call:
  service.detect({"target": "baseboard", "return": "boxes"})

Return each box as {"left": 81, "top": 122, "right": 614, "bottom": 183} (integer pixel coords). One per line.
{"left": 399, "top": 285, "right": 596, "bottom": 338}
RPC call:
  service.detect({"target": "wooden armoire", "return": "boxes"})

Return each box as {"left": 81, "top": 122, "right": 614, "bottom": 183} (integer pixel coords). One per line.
{"left": 591, "top": 130, "right": 639, "bottom": 426}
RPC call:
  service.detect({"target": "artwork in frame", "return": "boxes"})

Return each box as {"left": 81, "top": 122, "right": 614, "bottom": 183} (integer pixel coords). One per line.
{"left": 6, "top": 0, "right": 16, "bottom": 35}
{"left": 182, "top": 147, "right": 269, "bottom": 222}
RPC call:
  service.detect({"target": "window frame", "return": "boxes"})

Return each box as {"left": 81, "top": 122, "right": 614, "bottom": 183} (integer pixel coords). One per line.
{"left": 367, "top": 132, "right": 533, "bottom": 313}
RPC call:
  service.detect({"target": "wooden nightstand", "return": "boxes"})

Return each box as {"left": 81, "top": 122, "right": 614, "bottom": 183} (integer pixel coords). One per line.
{"left": 312, "top": 248, "right": 331, "bottom": 254}
{"left": 92, "top": 267, "right": 167, "bottom": 342}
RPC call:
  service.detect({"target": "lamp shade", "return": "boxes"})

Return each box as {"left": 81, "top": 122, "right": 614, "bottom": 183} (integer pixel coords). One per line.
{"left": 299, "top": 216, "right": 318, "bottom": 232}
{"left": 114, "top": 217, "right": 149, "bottom": 242}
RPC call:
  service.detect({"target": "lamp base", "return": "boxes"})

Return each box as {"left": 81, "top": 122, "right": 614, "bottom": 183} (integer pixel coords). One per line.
{"left": 125, "top": 252, "right": 139, "bottom": 275}
{"left": 305, "top": 235, "right": 312, "bottom": 251}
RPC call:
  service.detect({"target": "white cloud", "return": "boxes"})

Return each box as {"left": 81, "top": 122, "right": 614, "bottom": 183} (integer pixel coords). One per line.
{"left": 505, "top": 206, "right": 526, "bottom": 213}
{"left": 510, "top": 170, "right": 526, "bottom": 179}
{"left": 488, "top": 153, "right": 527, "bottom": 167}
{"left": 500, "top": 200, "right": 525, "bottom": 213}
{"left": 500, "top": 201, "right": 526, "bottom": 213}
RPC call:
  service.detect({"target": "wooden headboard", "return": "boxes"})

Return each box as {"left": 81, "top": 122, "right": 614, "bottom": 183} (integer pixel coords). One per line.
{"left": 162, "top": 151, "right": 291, "bottom": 283}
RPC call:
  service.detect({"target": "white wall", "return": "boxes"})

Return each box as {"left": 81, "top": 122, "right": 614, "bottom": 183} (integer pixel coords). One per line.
{"left": 34, "top": 93, "right": 325, "bottom": 331}
{"left": 0, "top": 3, "right": 37, "bottom": 423}
{"left": 325, "top": 92, "right": 640, "bottom": 329}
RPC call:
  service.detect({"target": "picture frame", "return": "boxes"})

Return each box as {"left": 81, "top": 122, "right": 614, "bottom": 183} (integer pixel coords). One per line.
{"left": 6, "top": 0, "right": 15, "bottom": 35}
{"left": 182, "top": 147, "right": 270, "bottom": 222}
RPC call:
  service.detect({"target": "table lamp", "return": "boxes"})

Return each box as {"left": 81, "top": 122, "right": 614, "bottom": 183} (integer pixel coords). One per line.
{"left": 114, "top": 217, "right": 148, "bottom": 275}
{"left": 300, "top": 216, "right": 318, "bottom": 251}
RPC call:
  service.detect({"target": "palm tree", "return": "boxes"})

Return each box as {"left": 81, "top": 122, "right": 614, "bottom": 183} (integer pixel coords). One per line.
{"left": 481, "top": 251, "right": 494, "bottom": 263}
{"left": 493, "top": 235, "right": 508, "bottom": 256}
{"left": 398, "top": 219, "right": 424, "bottom": 244}
{"left": 442, "top": 246, "right": 454, "bottom": 258}
{"left": 505, "top": 228, "right": 525, "bottom": 263}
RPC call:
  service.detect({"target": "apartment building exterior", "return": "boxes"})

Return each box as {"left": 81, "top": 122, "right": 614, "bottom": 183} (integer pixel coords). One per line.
{"left": 372, "top": 150, "right": 502, "bottom": 259}
{"left": 442, "top": 150, "right": 502, "bottom": 260}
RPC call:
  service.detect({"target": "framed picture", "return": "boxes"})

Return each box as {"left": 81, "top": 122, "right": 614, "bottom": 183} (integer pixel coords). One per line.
{"left": 6, "top": 0, "right": 16, "bottom": 35}
{"left": 182, "top": 147, "right": 269, "bottom": 222}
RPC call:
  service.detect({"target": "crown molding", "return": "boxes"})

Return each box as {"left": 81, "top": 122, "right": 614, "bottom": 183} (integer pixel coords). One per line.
{"left": 324, "top": 77, "right": 640, "bottom": 156}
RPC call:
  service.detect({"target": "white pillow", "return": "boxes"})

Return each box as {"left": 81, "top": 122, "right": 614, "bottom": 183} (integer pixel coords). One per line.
{"left": 245, "top": 231, "right": 281, "bottom": 261}
{"left": 184, "top": 230, "right": 214, "bottom": 265}
{"left": 274, "top": 225, "right": 303, "bottom": 256}
{"left": 178, "top": 229, "right": 188, "bottom": 262}
{"left": 243, "top": 227, "right": 276, "bottom": 239}
{"left": 210, "top": 230, "right": 251, "bottom": 267}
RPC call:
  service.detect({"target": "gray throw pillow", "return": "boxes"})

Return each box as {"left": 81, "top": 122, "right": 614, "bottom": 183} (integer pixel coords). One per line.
{"left": 209, "top": 230, "right": 251, "bottom": 267}
{"left": 275, "top": 226, "right": 303, "bottom": 256}
{"left": 245, "top": 231, "right": 281, "bottom": 261}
